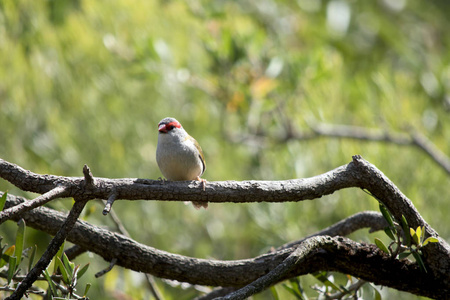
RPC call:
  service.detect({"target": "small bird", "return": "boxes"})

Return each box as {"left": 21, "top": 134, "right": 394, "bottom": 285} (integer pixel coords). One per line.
{"left": 156, "top": 117, "right": 208, "bottom": 209}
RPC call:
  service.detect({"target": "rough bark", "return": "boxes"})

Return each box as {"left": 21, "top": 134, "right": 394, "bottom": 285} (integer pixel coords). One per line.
{"left": 0, "top": 155, "right": 449, "bottom": 299}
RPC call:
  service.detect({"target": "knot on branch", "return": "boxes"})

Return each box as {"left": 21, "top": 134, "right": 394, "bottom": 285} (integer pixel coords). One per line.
{"left": 82, "top": 164, "right": 95, "bottom": 189}
{"left": 352, "top": 154, "right": 363, "bottom": 164}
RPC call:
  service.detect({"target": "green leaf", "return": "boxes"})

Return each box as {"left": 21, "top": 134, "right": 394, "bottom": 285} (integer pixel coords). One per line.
{"left": 62, "top": 252, "right": 74, "bottom": 274}
{"left": 384, "top": 227, "right": 396, "bottom": 240}
{"left": 270, "top": 286, "right": 280, "bottom": 300}
{"left": 28, "top": 245, "right": 37, "bottom": 272}
{"left": 374, "top": 238, "right": 389, "bottom": 254}
{"left": 313, "top": 272, "right": 342, "bottom": 291}
{"left": 15, "top": 218, "right": 26, "bottom": 268}
{"left": 56, "top": 240, "right": 65, "bottom": 259}
{"left": 4, "top": 245, "right": 15, "bottom": 256}
{"left": 400, "top": 215, "right": 410, "bottom": 246}
{"left": 56, "top": 257, "right": 70, "bottom": 284}
{"left": 422, "top": 237, "right": 438, "bottom": 246}
{"left": 83, "top": 283, "right": 91, "bottom": 297}
{"left": 412, "top": 251, "right": 427, "bottom": 273}
{"left": 373, "top": 286, "right": 382, "bottom": 300}
{"left": 379, "top": 204, "right": 395, "bottom": 230}
{"left": 53, "top": 241, "right": 65, "bottom": 274}
{"left": 410, "top": 228, "right": 419, "bottom": 245}
{"left": 44, "top": 268, "right": 58, "bottom": 296}
{"left": 7, "top": 256, "right": 17, "bottom": 284}
{"left": 1, "top": 245, "right": 15, "bottom": 268}
{"left": 77, "top": 263, "right": 90, "bottom": 279}
{"left": 282, "top": 284, "right": 303, "bottom": 299}
{"left": 415, "top": 226, "right": 422, "bottom": 244}
{"left": 398, "top": 251, "right": 411, "bottom": 259}
{"left": 0, "top": 192, "right": 7, "bottom": 211}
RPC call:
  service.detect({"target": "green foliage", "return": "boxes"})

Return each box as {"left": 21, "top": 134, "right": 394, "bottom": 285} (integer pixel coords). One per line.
{"left": 400, "top": 215, "right": 411, "bottom": 247}
{"left": 0, "top": 231, "right": 90, "bottom": 298}
{"left": 27, "top": 244, "right": 36, "bottom": 272}
{"left": 47, "top": 244, "right": 91, "bottom": 299}
{"left": 0, "top": 192, "right": 7, "bottom": 211}
{"left": 0, "top": 0, "right": 449, "bottom": 298}
{"left": 311, "top": 272, "right": 378, "bottom": 299}
{"left": 281, "top": 277, "right": 308, "bottom": 300}
{"left": 43, "top": 268, "right": 58, "bottom": 297}
{"left": 374, "top": 238, "right": 389, "bottom": 254}
{"left": 0, "top": 245, "right": 14, "bottom": 268}
{"left": 376, "top": 205, "right": 439, "bottom": 273}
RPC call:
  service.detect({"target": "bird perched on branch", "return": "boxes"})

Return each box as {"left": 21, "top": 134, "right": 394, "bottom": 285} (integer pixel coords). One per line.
{"left": 156, "top": 117, "right": 207, "bottom": 209}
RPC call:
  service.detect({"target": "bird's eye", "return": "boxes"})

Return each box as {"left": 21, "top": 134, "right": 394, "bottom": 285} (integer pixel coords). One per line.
{"left": 169, "top": 125, "right": 174, "bottom": 130}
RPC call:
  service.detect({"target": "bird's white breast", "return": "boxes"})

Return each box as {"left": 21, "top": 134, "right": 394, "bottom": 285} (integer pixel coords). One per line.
{"left": 156, "top": 133, "right": 203, "bottom": 181}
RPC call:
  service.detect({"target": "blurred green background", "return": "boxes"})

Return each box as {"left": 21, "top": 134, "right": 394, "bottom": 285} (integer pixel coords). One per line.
{"left": 0, "top": 0, "right": 449, "bottom": 299}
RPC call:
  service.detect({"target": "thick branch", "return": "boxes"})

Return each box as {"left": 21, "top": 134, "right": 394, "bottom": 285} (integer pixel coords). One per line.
{"left": 1, "top": 156, "right": 449, "bottom": 297}
{"left": 2, "top": 192, "right": 448, "bottom": 298}
{"left": 0, "top": 157, "right": 441, "bottom": 238}
{"left": 201, "top": 211, "right": 388, "bottom": 300}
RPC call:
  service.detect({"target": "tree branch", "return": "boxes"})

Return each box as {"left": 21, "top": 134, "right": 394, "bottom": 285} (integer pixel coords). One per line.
{"left": 278, "top": 210, "right": 388, "bottom": 250}
{"left": 411, "top": 131, "right": 450, "bottom": 175}
{"left": 1, "top": 156, "right": 449, "bottom": 298}
{"left": 227, "top": 122, "right": 450, "bottom": 175}
{"left": 0, "top": 185, "right": 68, "bottom": 225}
{"left": 221, "top": 236, "right": 332, "bottom": 300}
{"left": 199, "top": 211, "right": 388, "bottom": 300}
{"left": 2, "top": 192, "right": 448, "bottom": 298}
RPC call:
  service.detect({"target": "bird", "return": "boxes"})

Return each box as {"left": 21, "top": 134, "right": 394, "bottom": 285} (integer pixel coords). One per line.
{"left": 156, "top": 117, "right": 208, "bottom": 209}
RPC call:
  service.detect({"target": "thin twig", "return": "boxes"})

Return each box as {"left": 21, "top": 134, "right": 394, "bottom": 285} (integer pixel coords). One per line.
{"left": 101, "top": 199, "right": 130, "bottom": 237}
{"left": 411, "top": 131, "right": 450, "bottom": 175}
{"left": 228, "top": 122, "right": 450, "bottom": 176}
{"left": 145, "top": 274, "right": 163, "bottom": 300}
{"left": 0, "top": 185, "right": 68, "bottom": 225}
{"left": 65, "top": 245, "right": 87, "bottom": 261}
{"left": 100, "top": 203, "right": 162, "bottom": 300}
{"left": 327, "top": 279, "right": 366, "bottom": 299}
{"left": 0, "top": 285, "right": 45, "bottom": 296}
{"left": 103, "top": 191, "right": 117, "bottom": 215}
{"left": 51, "top": 278, "right": 86, "bottom": 299}
{"left": 0, "top": 272, "right": 62, "bottom": 281}
{"left": 95, "top": 258, "right": 117, "bottom": 278}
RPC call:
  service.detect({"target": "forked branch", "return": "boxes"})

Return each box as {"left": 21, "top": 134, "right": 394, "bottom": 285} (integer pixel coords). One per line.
{"left": 0, "top": 156, "right": 449, "bottom": 298}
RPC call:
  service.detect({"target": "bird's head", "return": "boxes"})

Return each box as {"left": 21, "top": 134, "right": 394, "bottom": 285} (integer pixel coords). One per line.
{"left": 158, "top": 117, "right": 182, "bottom": 134}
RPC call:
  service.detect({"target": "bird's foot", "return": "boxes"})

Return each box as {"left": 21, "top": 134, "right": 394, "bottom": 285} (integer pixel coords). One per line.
{"left": 193, "top": 176, "right": 208, "bottom": 209}
{"left": 196, "top": 176, "right": 207, "bottom": 191}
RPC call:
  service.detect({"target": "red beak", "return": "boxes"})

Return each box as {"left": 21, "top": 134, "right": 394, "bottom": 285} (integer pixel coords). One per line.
{"left": 158, "top": 124, "right": 168, "bottom": 133}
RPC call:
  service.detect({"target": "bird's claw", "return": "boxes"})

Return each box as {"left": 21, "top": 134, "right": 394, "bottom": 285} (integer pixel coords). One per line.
{"left": 196, "top": 176, "right": 207, "bottom": 191}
